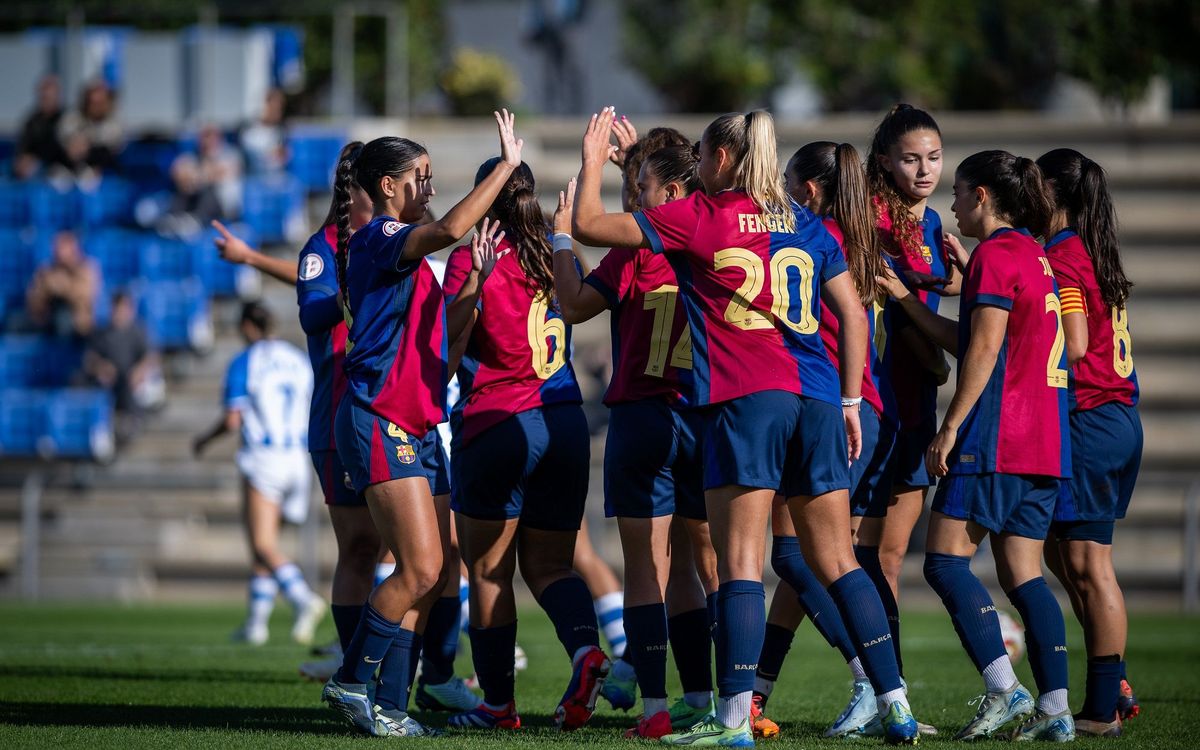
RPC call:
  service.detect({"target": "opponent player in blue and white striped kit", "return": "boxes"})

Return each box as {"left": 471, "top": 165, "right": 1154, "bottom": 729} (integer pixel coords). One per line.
{"left": 193, "top": 302, "right": 323, "bottom": 646}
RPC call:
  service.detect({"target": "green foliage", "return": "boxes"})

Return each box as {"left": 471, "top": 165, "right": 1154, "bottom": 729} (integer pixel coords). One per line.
{"left": 440, "top": 49, "right": 522, "bottom": 116}
{"left": 622, "top": 0, "right": 777, "bottom": 112}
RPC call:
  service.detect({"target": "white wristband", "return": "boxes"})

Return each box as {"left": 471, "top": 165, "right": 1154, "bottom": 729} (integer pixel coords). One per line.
{"left": 841, "top": 396, "right": 862, "bottom": 408}
{"left": 553, "top": 233, "right": 574, "bottom": 253}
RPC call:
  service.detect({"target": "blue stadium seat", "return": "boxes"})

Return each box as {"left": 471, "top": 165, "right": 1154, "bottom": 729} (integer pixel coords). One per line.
{"left": 139, "top": 237, "right": 195, "bottom": 285}
{"left": 119, "top": 138, "right": 183, "bottom": 193}
{"left": 0, "top": 388, "right": 45, "bottom": 457}
{"left": 241, "top": 174, "right": 305, "bottom": 245}
{"left": 0, "top": 336, "right": 41, "bottom": 387}
{"left": 136, "top": 278, "right": 212, "bottom": 352}
{"left": 42, "top": 388, "right": 115, "bottom": 461}
{"left": 288, "top": 128, "right": 349, "bottom": 192}
{"left": 191, "top": 223, "right": 261, "bottom": 298}
{"left": 83, "top": 228, "right": 146, "bottom": 290}
{"left": 38, "top": 338, "right": 84, "bottom": 387}
{"left": 29, "top": 181, "right": 82, "bottom": 232}
{"left": 80, "top": 176, "right": 136, "bottom": 228}
{"left": 0, "top": 179, "right": 30, "bottom": 227}
{"left": 0, "top": 229, "right": 35, "bottom": 319}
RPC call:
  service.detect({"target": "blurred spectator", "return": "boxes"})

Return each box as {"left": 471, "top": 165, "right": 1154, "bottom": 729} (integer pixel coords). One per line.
{"left": 26, "top": 231, "right": 100, "bottom": 339}
{"left": 57, "top": 80, "right": 124, "bottom": 177}
{"left": 83, "top": 291, "right": 163, "bottom": 440}
{"left": 13, "top": 74, "right": 67, "bottom": 179}
{"left": 159, "top": 124, "right": 243, "bottom": 238}
{"left": 239, "top": 88, "right": 290, "bottom": 175}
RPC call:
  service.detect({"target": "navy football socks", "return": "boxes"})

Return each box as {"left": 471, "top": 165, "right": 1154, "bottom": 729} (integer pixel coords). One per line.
{"left": 828, "top": 569, "right": 904, "bottom": 696}
{"left": 1006, "top": 577, "right": 1069, "bottom": 700}
{"left": 330, "top": 603, "right": 365, "bottom": 653}
{"left": 668, "top": 608, "right": 714, "bottom": 694}
{"left": 537, "top": 576, "right": 601, "bottom": 656}
{"left": 375, "top": 628, "right": 416, "bottom": 711}
{"left": 923, "top": 553, "right": 1010, "bottom": 672}
{"left": 625, "top": 603, "right": 670, "bottom": 700}
{"left": 855, "top": 544, "right": 903, "bottom": 676}
{"left": 714, "top": 580, "right": 765, "bottom": 698}
{"left": 419, "top": 596, "right": 461, "bottom": 685}
{"left": 1081, "top": 655, "right": 1123, "bottom": 720}
{"left": 771, "top": 535, "right": 858, "bottom": 662}
{"left": 337, "top": 603, "right": 400, "bottom": 685}
{"left": 468, "top": 622, "right": 518, "bottom": 707}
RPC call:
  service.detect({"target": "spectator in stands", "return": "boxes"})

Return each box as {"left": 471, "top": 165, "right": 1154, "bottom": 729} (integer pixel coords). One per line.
{"left": 239, "top": 88, "right": 290, "bottom": 176}
{"left": 159, "top": 124, "right": 244, "bottom": 238}
{"left": 25, "top": 231, "right": 99, "bottom": 339}
{"left": 13, "top": 74, "right": 67, "bottom": 179}
{"left": 57, "top": 79, "right": 124, "bottom": 178}
{"left": 83, "top": 291, "right": 162, "bottom": 441}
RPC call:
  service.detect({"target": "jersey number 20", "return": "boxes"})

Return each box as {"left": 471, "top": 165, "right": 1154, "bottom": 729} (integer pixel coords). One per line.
{"left": 713, "top": 247, "right": 818, "bottom": 334}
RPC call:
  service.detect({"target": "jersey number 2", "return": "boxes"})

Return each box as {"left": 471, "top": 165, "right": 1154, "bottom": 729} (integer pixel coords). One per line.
{"left": 713, "top": 247, "right": 818, "bottom": 334}
{"left": 643, "top": 284, "right": 693, "bottom": 377}
{"left": 528, "top": 293, "right": 567, "bottom": 380}
{"left": 1044, "top": 293, "right": 1068, "bottom": 388}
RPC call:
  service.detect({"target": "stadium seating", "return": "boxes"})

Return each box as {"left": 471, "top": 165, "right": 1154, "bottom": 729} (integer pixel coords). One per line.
{"left": 288, "top": 127, "right": 349, "bottom": 192}
{"left": 42, "top": 388, "right": 116, "bottom": 461}
{"left": 241, "top": 174, "right": 305, "bottom": 245}
{"left": 135, "top": 277, "right": 212, "bottom": 353}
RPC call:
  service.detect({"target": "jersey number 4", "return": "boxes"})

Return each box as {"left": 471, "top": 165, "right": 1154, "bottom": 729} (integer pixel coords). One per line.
{"left": 713, "top": 247, "right": 818, "bottom": 334}
{"left": 643, "top": 284, "right": 693, "bottom": 377}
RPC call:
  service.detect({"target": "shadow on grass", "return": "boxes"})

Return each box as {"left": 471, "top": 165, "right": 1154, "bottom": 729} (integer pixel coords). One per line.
{"left": 0, "top": 664, "right": 303, "bottom": 685}
{"left": 0, "top": 703, "right": 347, "bottom": 735}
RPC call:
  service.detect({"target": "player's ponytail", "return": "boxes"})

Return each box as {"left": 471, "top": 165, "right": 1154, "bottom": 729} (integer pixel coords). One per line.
{"left": 643, "top": 144, "right": 701, "bottom": 197}
{"left": 704, "top": 111, "right": 794, "bottom": 231}
{"left": 787, "top": 141, "right": 882, "bottom": 305}
{"left": 867, "top": 103, "right": 941, "bottom": 259}
{"left": 1036, "top": 148, "right": 1131, "bottom": 309}
{"left": 475, "top": 157, "right": 555, "bottom": 306}
{"left": 957, "top": 150, "right": 1052, "bottom": 237}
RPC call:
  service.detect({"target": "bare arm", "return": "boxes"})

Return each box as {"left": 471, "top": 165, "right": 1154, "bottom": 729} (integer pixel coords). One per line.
{"left": 212, "top": 220, "right": 298, "bottom": 284}
{"left": 192, "top": 409, "right": 241, "bottom": 457}
{"left": 445, "top": 220, "right": 502, "bottom": 344}
{"left": 401, "top": 110, "right": 522, "bottom": 260}
{"left": 925, "top": 305, "right": 1008, "bottom": 477}
{"left": 552, "top": 178, "right": 610, "bottom": 324}
{"left": 877, "top": 265, "right": 959, "bottom": 356}
{"left": 572, "top": 108, "right": 649, "bottom": 249}
{"left": 1063, "top": 311, "right": 1088, "bottom": 365}
{"left": 823, "top": 270, "right": 866, "bottom": 461}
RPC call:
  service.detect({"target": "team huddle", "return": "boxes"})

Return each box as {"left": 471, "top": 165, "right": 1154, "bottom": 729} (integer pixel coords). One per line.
{"left": 210, "top": 103, "right": 1143, "bottom": 746}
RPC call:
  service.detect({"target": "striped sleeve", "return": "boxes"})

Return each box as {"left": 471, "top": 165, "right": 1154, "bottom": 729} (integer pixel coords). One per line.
{"left": 1059, "top": 286, "right": 1087, "bottom": 316}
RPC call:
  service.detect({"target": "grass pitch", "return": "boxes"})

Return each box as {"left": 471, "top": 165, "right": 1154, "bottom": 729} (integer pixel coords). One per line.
{"left": 0, "top": 602, "right": 1197, "bottom": 748}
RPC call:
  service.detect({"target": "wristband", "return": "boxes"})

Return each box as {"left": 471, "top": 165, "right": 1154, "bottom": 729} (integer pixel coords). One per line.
{"left": 553, "top": 233, "right": 574, "bottom": 253}
{"left": 841, "top": 396, "right": 862, "bottom": 408}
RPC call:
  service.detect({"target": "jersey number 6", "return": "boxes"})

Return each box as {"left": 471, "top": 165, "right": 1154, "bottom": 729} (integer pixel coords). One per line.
{"left": 528, "top": 293, "right": 567, "bottom": 380}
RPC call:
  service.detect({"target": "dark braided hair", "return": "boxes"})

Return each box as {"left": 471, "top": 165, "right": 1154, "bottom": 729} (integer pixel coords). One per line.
{"left": 866, "top": 104, "right": 941, "bottom": 259}
{"left": 1036, "top": 148, "right": 1131, "bottom": 309}
{"left": 956, "top": 150, "right": 1054, "bottom": 238}
{"left": 474, "top": 158, "right": 555, "bottom": 306}
{"left": 787, "top": 141, "right": 883, "bottom": 305}
{"left": 333, "top": 136, "right": 427, "bottom": 311}
{"left": 641, "top": 144, "right": 701, "bottom": 196}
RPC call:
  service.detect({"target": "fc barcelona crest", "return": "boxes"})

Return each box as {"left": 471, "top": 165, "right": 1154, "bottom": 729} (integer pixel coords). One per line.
{"left": 396, "top": 444, "right": 417, "bottom": 465}
{"left": 920, "top": 244, "right": 934, "bottom": 265}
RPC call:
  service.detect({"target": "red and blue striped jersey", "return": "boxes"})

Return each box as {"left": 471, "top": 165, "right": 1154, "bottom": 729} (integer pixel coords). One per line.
{"left": 584, "top": 247, "right": 693, "bottom": 406}
{"left": 818, "top": 219, "right": 889, "bottom": 422}
{"left": 877, "top": 204, "right": 947, "bottom": 429}
{"left": 341, "top": 216, "right": 447, "bottom": 438}
{"left": 634, "top": 190, "right": 847, "bottom": 407}
{"left": 442, "top": 236, "right": 582, "bottom": 446}
{"left": 950, "top": 227, "right": 1070, "bottom": 478}
{"left": 296, "top": 224, "right": 348, "bottom": 453}
{"left": 1044, "top": 229, "right": 1139, "bottom": 413}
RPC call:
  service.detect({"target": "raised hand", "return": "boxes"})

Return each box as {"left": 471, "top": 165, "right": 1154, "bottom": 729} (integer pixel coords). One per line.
{"left": 471, "top": 217, "right": 504, "bottom": 281}
{"left": 943, "top": 231, "right": 971, "bottom": 272}
{"left": 903, "top": 269, "right": 950, "bottom": 290}
{"left": 554, "top": 178, "right": 577, "bottom": 236}
{"left": 874, "top": 264, "right": 911, "bottom": 301}
{"left": 582, "top": 107, "right": 618, "bottom": 167}
{"left": 495, "top": 108, "right": 524, "bottom": 168}
{"left": 609, "top": 115, "right": 639, "bottom": 168}
{"left": 925, "top": 426, "right": 956, "bottom": 478}
{"left": 211, "top": 220, "right": 252, "bottom": 265}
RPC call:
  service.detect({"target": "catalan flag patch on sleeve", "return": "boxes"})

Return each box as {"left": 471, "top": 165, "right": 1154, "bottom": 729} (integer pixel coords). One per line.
{"left": 1059, "top": 286, "right": 1087, "bottom": 316}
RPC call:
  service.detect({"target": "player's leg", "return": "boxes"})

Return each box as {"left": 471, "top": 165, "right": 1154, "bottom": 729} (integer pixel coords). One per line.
{"left": 665, "top": 517, "right": 716, "bottom": 728}
{"left": 615, "top": 514, "right": 673, "bottom": 734}
{"left": 235, "top": 480, "right": 279, "bottom": 644}
{"left": 245, "top": 478, "right": 319, "bottom": 645}
{"left": 924, "top": 476, "right": 1033, "bottom": 741}
{"left": 575, "top": 518, "right": 630, "bottom": 672}
{"left": 279, "top": 461, "right": 326, "bottom": 645}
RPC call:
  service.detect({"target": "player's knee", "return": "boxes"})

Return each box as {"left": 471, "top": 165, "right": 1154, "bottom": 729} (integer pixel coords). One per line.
{"left": 876, "top": 547, "right": 905, "bottom": 581}
{"left": 923, "top": 551, "right": 969, "bottom": 595}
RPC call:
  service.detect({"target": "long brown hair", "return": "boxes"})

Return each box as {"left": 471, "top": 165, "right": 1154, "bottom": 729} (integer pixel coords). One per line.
{"left": 703, "top": 111, "right": 794, "bottom": 231}
{"left": 474, "top": 157, "right": 555, "bottom": 305}
{"left": 866, "top": 103, "right": 941, "bottom": 258}
{"left": 622, "top": 127, "right": 690, "bottom": 210}
{"left": 956, "top": 150, "right": 1054, "bottom": 238}
{"left": 787, "top": 141, "right": 883, "bottom": 305}
{"left": 1036, "top": 148, "right": 1131, "bottom": 309}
